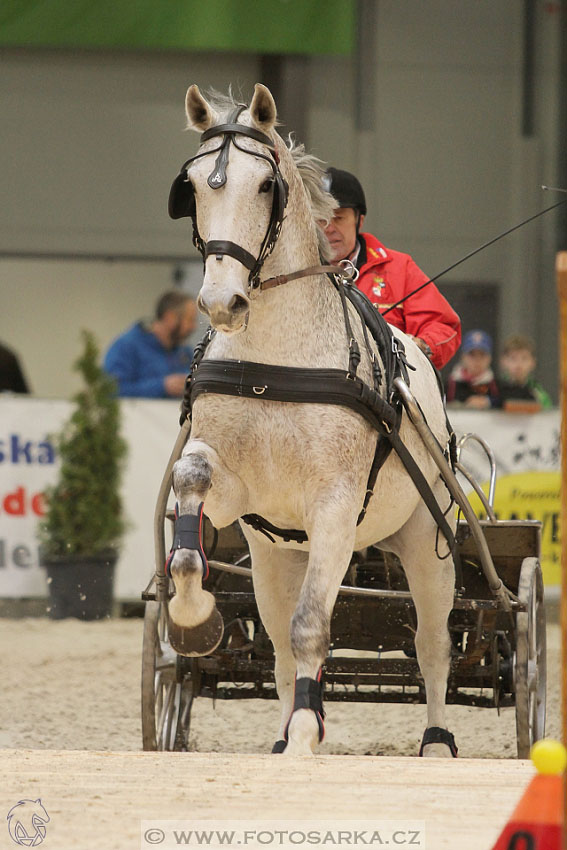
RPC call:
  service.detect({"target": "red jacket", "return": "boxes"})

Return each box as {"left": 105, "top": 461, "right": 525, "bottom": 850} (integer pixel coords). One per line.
{"left": 355, "top": 233, "right": 461, "bottom": 368}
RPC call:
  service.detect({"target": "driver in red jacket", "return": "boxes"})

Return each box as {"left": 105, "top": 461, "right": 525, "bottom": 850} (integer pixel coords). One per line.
{"left": 324, "top": 168, "right": 461, "bottom": 369}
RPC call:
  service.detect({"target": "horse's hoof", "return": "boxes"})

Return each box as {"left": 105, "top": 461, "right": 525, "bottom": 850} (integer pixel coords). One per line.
{"left": 168, "top": 606, "right": 224, "bottom": 657}
{"left": 420, "top": 743, "right": 455, "bottom": 758}
{"left": 418, "top": 726, "right": 458, "bottom": 758}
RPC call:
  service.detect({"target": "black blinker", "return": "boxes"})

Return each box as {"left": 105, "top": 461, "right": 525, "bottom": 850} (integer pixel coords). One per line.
{"left": 168, "top": 172, "right": 195, "bottom": 220}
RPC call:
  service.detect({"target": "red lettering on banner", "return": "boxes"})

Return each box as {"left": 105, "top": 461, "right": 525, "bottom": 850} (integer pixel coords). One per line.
{"left": 4, "top": 487, "right": 25, "bottom": 515}
{"left": 1, "top": 487, "right": 47, "bottom": 516}
{"left": 31, "top": 493, "right": 46, "bottom": 516}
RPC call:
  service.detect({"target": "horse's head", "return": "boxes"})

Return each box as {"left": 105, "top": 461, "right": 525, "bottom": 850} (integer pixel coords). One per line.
{"left": 171, "top": 84, "right": 286, "bottom": 334}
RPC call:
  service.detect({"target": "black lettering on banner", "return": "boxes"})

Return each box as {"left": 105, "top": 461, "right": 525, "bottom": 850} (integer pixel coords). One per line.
{"left": 0, "top": 539, "right": 43, "bottom": 568}
{"left": 550, "top": 512, "right": 560, "bottom": 543}
{"left": 13, "top": 545, "right": 32, "bottom": 568}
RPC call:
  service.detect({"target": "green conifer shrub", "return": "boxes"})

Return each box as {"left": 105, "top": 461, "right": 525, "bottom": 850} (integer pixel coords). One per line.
{"left": 40, "top": 330, "right": 128, "bottom": 558}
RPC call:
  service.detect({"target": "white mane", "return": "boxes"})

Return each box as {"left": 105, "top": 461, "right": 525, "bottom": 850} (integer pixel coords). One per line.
{"left": 287, "top": 136, "right": 335, "bottom": 263}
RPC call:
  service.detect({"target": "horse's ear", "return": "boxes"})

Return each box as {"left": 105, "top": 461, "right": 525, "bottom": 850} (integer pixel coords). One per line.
{"left": 249, "top": 83, "right": 277, "bottom": 132}
{"left": 185, "top": 85, "right": 217, "bottom": 131}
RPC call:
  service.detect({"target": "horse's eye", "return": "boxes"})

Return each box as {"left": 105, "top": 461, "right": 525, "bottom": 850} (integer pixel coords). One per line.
{"left": 259, "top": 178, "right": 274, "bottom": 194}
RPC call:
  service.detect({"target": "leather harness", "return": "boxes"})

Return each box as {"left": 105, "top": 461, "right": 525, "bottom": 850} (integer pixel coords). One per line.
{"left": 181, "top": 279, "right": 457, "bottom": 556}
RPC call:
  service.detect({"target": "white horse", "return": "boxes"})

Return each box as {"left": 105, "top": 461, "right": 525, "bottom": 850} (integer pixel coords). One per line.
{"left": 167, "top": 84, "right": 457, "bottom": 757}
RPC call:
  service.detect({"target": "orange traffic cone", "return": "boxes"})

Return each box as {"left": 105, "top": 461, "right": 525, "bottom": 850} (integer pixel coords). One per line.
{"left": 491, "top": 739, "right": 566, "bottom": 850}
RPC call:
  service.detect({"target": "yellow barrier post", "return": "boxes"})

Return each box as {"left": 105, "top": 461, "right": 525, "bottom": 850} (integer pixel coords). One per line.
{"left": 556, "top": 251, "right": 567, "bottom": 850}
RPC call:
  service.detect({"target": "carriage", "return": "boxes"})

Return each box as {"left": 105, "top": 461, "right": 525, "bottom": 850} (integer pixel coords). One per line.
{"left": 140, "top": 83, "right": 546, "bottom": 760}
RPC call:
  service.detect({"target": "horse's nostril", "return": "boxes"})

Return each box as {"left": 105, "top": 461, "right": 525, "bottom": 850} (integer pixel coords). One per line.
{"left": 230, "top": 294, "right": 250, "bottom": 314}
{"left": 197, "top": 294, "right": 209, "bottom": 316}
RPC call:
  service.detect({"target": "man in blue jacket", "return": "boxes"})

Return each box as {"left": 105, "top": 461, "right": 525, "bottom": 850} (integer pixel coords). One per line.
{"left": 104, "top": 290, "right": 198, "bottom": 398}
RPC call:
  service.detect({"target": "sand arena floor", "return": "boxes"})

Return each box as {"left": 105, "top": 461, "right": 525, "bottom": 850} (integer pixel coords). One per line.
{"left": 0, "top": 617, "right": 561, "bottom": 850}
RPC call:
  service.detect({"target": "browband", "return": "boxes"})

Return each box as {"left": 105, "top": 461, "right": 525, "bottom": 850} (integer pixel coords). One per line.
{"left": 201, "top": 122, "right": 275, "bottom": 149}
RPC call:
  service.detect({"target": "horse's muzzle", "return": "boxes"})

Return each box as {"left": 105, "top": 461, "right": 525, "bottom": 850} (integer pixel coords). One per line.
{"left": 198, "top": 291, "right": 250, "bottom": 333}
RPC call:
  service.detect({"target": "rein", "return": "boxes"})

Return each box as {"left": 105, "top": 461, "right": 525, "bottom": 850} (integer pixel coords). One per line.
{"left": 259, "top": 260, "right": 357, "bottom": 291}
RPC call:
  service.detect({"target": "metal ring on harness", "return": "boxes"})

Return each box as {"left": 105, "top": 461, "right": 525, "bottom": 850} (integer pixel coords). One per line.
{"left": 338, "top": 258, "right": 359, "bottom": 283}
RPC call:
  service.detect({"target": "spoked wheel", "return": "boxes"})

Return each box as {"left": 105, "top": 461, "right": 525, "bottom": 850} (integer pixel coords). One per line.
{"left": 515, "top": 557, "right": 546, "bottom": 758}
{"left": 141, "top": 600, "right": 195, "bottom": 751}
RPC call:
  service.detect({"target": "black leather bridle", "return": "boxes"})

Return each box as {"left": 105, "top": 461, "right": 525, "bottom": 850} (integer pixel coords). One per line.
{"left": 168, "top": 106, "right": 289, "bottom": 289}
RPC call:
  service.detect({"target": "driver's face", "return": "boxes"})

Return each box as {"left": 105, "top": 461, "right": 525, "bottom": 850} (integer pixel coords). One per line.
{"left": 324, "top": 208, "right": 363, "bottom": 262}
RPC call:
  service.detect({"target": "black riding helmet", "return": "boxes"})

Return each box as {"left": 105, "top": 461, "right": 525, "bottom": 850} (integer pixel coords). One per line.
{"left": 324, "top": 167, "right": 367, "bottom": 216}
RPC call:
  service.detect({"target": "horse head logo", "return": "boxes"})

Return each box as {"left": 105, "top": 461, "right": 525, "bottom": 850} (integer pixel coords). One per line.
{"left": 7, "top": 799, "right": 50, "bottom": 846}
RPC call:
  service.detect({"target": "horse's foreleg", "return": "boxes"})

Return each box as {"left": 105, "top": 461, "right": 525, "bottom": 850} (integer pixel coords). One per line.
{"left": 284, "top": 504, "right": 358, "bottom": 755}
{"left": 168, "top": 441, "right": 246, "bottom": 656}
{"left": 245, "top": 533, "right": 308, "bottom": 752}
{"left": 385, "top": 484, "right": 456, "bottom": 757}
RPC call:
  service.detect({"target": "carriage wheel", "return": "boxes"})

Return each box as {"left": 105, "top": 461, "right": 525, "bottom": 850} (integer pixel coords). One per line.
{"left": 141, "top": 600, "right": 195, "bottom": 751}
{"left": 514, "top": 557, "right": 546, "bottom": 758}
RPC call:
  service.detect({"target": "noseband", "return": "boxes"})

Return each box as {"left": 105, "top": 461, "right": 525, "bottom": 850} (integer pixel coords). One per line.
{"left": 169, "top": 106, "right": 290, "bottom": 290}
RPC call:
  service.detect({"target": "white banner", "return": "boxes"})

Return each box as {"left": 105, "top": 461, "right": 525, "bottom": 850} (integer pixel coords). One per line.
{"left": 450, "top": 409, "right": 561, "bottom": 586}
{"left": 0, "top": 397, "right": 178, "bottom": 600}
{"left": 0, "top": 399, "right": 561, "bottom": 599}
{"left": 449, "top": 409, "right": 560, "bottom": 480}
{"left": 0, "top": 398, "right": 68, "bottom": 596}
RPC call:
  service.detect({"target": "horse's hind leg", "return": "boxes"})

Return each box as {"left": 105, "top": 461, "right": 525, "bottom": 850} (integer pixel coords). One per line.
{"left": 383, "top": 480, "right": 457, "bottom": 757}
{"left": 168, "top": 441, "right": 246, "bottom": 656}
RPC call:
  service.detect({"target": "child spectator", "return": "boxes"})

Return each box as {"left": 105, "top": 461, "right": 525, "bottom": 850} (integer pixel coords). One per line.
{"left": 445, "top": 329, "right": 500, "bottom": 409}
{"left": 498, "top": 334, "right": 553, "bottom": 410}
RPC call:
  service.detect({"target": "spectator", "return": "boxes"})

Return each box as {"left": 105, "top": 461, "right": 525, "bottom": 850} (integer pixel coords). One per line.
{"left": 323, "top": 167, "right": 461, "bottom": 369}
{"left": 498, "top": 334, "right": 553, "bottom": 410}
{"left": 0, "top": 341, "right": 30, "bottom": 393}
{"left": 104, "top": 291, "right": 198, "bottom": 398}
{"left": 445, "top": 329, "right": 500, "bottom": 409}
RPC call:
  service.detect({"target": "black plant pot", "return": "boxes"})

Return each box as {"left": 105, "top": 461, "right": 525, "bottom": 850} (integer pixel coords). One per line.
{"left": 44, "top": 551, "right": 117, "bottom": 620}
